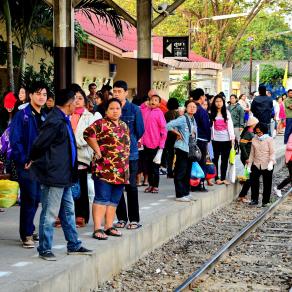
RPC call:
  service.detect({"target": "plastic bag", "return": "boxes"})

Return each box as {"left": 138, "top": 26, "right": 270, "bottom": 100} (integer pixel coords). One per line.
{"left": 153, "top": 149, "right": 163, "bottom": 164}
{"left": 190, "top": 178, "right": 201, "bottom": 187}
{"left": 0, "top": 180, "right": 19, "bottom": 208}
{"left": 191, "top": 162, "right": 205, "bottom": 179}
{"left": 243, "top": 165, "right": 250, "bottom": 180}
{"left": 228, "top": 163, "right": 236, "bottom": 183}
{"left": 229, "top": 147, "right": 236, "bottom": 165}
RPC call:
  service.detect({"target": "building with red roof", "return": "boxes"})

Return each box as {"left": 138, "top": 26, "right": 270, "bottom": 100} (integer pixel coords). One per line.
{"left": 75, "top": 12, "right": 222, "bottom": 99}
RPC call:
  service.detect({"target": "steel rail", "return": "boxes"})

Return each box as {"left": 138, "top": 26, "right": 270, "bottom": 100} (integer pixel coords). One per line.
{"left": 174, "top": 188, "right": 292, "bottom": 292}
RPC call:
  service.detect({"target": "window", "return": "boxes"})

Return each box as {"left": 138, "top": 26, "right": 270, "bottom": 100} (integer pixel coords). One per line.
{"left": 79, "top": 44, "right": 110, "bottom": 61}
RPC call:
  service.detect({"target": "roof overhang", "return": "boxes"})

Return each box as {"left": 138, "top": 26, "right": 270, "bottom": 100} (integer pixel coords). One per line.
{"left": 88, "top": 35, "right": 222, "bottom": 70}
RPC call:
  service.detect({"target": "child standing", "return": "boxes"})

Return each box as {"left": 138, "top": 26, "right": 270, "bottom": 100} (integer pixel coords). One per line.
{"left": 248, "top": 122, "right": 275, "bottom": 207}
{"left": 141, "top": 95, "right": 167, "bottom": 193}
{"left": 238, "top": 116, "right": 259, "bottom": 202}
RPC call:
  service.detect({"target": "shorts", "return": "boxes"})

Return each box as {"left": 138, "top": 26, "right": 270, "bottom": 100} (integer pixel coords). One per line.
{"left": 93, "top": 178, "right": 124, "bottom": 207}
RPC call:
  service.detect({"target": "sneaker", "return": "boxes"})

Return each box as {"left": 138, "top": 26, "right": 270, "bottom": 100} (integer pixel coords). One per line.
{"left": 249, "top": 200, "right": 258, "bottom": 206}
{"left": 32, "top": 232, "right": 39, "bottom": 242}
{"left": 22, "top": 236, "right": 35, "bottom": 248}
{"left": 67, "top": 246, "right": 93, "bottom": 255}
{"left": 274, "top": 187, "right": 282, "bottom": 198}
{"left": 185, "top": 194, "right": 197, "bottom": 201}
{"left": 39, "top": 251, "right": 56, "bottom": 261}
{"left": 175, "top": 196, "right": 191, "bottom": 202}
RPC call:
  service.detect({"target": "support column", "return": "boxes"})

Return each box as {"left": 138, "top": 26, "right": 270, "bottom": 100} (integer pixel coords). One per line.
{"left": 137, "top": 0, "right": 152, "bottom": 99}
{"left": 53, "top": 0, "right": 74, "bottom": 92}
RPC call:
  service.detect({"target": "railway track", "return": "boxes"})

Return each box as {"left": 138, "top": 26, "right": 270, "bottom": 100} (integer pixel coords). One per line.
{"left": 175, "top": 189, "right": 292, "bottom": 292}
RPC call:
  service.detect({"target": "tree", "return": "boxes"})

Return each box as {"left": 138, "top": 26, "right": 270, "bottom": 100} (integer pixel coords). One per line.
{"left": 260, "top": 64, "right": 285, "bottom": 85}
{"left": 0, "top": 0, "right": 126, "bottom": 91}
{"left": 1, "top": 0, "right": 14, "bottom": 91}
{"left": 114, "top": 0, "right": 291, "bottom": 66}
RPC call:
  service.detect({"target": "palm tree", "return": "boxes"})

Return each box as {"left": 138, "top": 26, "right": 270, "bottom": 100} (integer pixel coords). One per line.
{"left": 0, "top": 0, "right": 125, "bottom": 91}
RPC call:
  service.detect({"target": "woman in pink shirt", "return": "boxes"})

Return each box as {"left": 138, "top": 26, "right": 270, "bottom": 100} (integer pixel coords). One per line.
{"left": 140, "top": 95, "right": 167, "bottom": 193}
{"left": 211, "top": 95, "right": 235, "bottom": 185}
{"left": 277, "top": 96, "right": 286, "bottom": 134}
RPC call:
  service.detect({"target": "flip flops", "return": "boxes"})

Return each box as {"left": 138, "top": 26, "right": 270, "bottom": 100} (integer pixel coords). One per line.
{"left": 114, "top": 220, "right": 127, "bottom": 229}
{"left": 92, "top": 229, "right": 108, "bottom": 240}
{"left": 127, "top": 222, "right": 142, "bottom": 230}
{"left": 105, "top": 227, "right": 122, "bottom": 237}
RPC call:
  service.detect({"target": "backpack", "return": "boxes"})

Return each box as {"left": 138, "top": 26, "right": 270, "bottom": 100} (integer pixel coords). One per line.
{"left": 0, "top": 108, "right": 29, "bottom": 160}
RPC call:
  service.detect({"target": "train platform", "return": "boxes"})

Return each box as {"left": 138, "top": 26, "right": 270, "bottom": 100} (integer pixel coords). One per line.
{"left": 0, "top": 136, "right": 286, "bottom": 292}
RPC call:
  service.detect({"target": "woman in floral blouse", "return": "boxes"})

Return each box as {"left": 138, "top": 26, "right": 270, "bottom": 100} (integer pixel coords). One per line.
{"left": 84, "top": 98, "right": 130, "bottom": 240}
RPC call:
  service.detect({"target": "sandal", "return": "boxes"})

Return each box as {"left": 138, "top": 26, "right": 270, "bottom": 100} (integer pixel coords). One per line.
{"left": 151, "top": 187, "right": 159, "bottom": 193}
{"left": 144, "top": 186, "right": 152, "bottom": 193}
{"left": 207, "top": 180, "right": 214, "bottom": 186}
{"left": 216, "top": 180, "right": 223, "bottom": 185}
{"left": 104, "top": 227, "right": 122, "bottom": 237}
{"left": 127, "top": 222, "right": 142, "bottom": 230}
{"left": 92, "top": 229, "right": 108, "bottom": 240}
{"left": 114, "top": 220, "right": 127, "bottom": 229}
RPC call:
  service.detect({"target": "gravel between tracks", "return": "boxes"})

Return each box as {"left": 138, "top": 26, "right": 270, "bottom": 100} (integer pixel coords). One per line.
{"left": 96, "top": 167, "right": 290, "bottom": 292}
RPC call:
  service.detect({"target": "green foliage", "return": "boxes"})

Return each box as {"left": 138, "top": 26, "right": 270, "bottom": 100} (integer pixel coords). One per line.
{"left": 234, "top": 12, "right": 292, "bottom": 62}
{"left": 23, "top": 59, "right": 54, "bottom": 92}
{"left": 169, "top": 74, "right": 190, "bottom": 106}
{"left": 259, "top": 64, "right": 285, "bottom": 85}
{"left": 0, "top": 35, "right": 20, "bottom": 66}
{"left": 114, "top": 0, "right": 291, "bottom": 63}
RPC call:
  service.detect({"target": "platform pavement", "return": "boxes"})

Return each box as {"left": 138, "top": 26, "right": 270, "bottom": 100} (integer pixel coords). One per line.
{"left": 0, "top": 136, "right": 286, "bottom": 292}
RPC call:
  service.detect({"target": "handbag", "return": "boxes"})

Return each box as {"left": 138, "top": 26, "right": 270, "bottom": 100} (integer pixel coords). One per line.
{"left": 191, "top": 161, "right": 205, "bottom": 179}
{"left": 185, "top": 115, "right": 202, "bottom": 161}
{"left": 205, "top": 160, "right": 217, "bottom": 179}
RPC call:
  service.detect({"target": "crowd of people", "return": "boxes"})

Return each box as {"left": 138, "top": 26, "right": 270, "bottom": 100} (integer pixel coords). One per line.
{"left": 0, "top": 79, "right": 291, "bottom": 260}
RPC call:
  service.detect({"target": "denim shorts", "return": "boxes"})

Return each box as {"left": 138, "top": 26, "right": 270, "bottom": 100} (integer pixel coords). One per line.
{"left": 93, "top": 178, "right": 124, "bottom": 207}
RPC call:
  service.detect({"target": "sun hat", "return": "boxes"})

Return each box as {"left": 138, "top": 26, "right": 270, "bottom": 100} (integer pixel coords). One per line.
{"left": 246, "top": 116, "right": 259, "bottom": 127}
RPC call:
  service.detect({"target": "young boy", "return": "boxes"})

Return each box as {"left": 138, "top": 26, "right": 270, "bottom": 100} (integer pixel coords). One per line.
{"left": 140, "top": 95, "right": 167, "bottom": 193}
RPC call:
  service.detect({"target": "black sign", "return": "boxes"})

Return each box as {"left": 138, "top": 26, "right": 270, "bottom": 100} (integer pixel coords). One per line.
{"left": 163, "top": 36, "right": 189, "bottom": 58}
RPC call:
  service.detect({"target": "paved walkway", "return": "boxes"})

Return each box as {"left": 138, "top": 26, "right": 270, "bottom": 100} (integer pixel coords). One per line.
{"left": 0, "top": 136, "right": 285, "bottom": 292}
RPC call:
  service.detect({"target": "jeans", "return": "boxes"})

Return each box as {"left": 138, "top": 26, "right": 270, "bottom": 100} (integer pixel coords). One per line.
{"left": 144, "top": 146, "right": 160, "bottom": 188}
{"left": 38, "top": 185, "right": 81, "bottom": 254}
{"left": 93, "top": 178, "right": 124, "bottom": 206}
{"left": 250, "top": 165, "right": 273, "bottom": 204}
{"left": 212, "top": 140, "right": 232, "bottom": 181}
{"left": 116, "top": 160, "right": 140, "bottom": 223}
{"left": 17, "top": 168, "right": 40, "bottom": 241}
{"left": 174, "top": 148, "right": 192, "bottom": 198}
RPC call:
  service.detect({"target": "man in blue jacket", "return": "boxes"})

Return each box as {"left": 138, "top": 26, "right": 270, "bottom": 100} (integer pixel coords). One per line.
{"left": 28, "top": 89, "right": 92, "bottom": 261}
{"left": 113, "top": 80, "right": 145, "bottom": 229}
{"left": 191, "top": 88, "right": 211, "bottom": 192}
{"left": 10, "top": 81, "right": 48, "bottom": 248}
